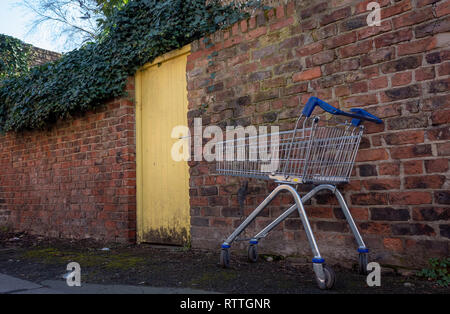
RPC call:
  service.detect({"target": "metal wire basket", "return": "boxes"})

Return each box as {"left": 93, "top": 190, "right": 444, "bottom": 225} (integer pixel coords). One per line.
{"left": 216, "top": 118, "right": 363, "bottom": 184}
{"left": 216, "top": 97, "right": 383, "bottom": 290}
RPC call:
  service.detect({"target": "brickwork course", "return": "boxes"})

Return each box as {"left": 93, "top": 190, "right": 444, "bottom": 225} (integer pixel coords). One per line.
{"left": 0, "top": 0, "right": 449, "bottom": 268}
{"left": 186, "top": 0, "right": 450, "bottom": 267}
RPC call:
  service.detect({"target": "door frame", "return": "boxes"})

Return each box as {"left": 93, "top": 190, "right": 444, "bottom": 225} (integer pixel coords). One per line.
{"left": 135, "top": 44, "right": 191, "bottom": 244}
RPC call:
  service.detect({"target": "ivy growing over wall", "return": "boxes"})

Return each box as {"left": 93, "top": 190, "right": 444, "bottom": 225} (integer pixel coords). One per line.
{"left": 0, "top": 0, "right": 258, "bottom": 133}
{"left": 0, "top": 34, "right": 32, "bottom": 80}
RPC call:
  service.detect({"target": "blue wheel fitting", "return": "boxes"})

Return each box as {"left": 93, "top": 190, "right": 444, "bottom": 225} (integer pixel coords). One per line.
{"left": 221, "top": 244, "right": 230, "bottom": 249}
{"left": 358, "top": 248, "right": 369, "bottom": 253}
{"left": 249, "top": 239, "right": 258, "bottom": 245}
{"left": 312, "top": 257, "right": 325, "bottom": 264}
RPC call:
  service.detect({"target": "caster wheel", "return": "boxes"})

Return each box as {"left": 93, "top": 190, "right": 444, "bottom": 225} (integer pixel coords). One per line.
{"left": 248, "top": 245, "right": 258, "bottom": 263}
{"left": 220, "top": 248, "right": 230, "bottom": 268}
{"left": 315, "top": 264, "right": 336, "bottom": 290}
{"left": 358, "top": 253, "right": 368, "bottom": 275}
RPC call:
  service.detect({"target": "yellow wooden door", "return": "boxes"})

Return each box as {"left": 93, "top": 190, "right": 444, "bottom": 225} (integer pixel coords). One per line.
{"left": 135, "top": 45, "right": 190, "bottom": 245}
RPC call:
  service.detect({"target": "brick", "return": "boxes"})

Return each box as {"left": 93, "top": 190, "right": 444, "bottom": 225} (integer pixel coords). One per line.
{"left": 270, "top": 16, "right": 295, "bottom": 31}
{"left": 351, "top": 193, "right": 388, "bottom": 205}
{"left": 359, "top": 222, "right": 391, "bottom": 235}
{"left": 436, "top": 142, "right": 450, "bottom": 156}
{"left": 436, "top": 0, "right": 450, "bottom": 18}
{"left": 413, "top": 207, "right": 450, "bottom": 221}
{"left": 391, "top": 145, "right": 432, "bottom": 159}
{"left": 339, "top": 40, "right": 373, "bottom": 58}
{"left": 387, "top": 116, "right": 428, "bottom": 131}
{"left": 340, "top": 58, "right": 360, "bottom": 71}
{"left": 438, "top": 61, "right": 450, "bottom": 76}
{"left": 361, "top": 47, "right": 395, "bottom": 67}
{"left": 371, "top": 208, "right": 410, "bottom": 221}
{"left": 356, "top": 148, "right": 388, "bottom": 162}
{"left": 389, "top": 192, "right": 432, "bottom": 205}
{"left": 276, "top": 4, "right": 285, "bottom": 19}
{"left": 296, "top": 42, "right": 323, "bottom": 57}
{"left": 381, "top": 1, "right": 413, "bottom": 19}
{"left": 403, "top": 160, "right": 423, "bottom": 175}
{"left": 311, "top": 51, "right": 335, "bottom": 66}
{"left": 359, "top": 164, "right": 377, "bottom": 177}
{"left": 374, "top": 29, "right": 413, "bottom": 48}
{"left": 425, "top": 159, "right": 449, "bottom": 173}
{"left": 364, "top": 179, "right": 401, "bottom": 190}
{"left": 405, "top": 175, "right": 446, "bottom": 189}
{"left": 248, "top": 70, "right": 272, "bottom": 82}
{"left": 391, "top": 72, "right": 412, "bottom": 87}
{"left": 320, "top": 6, "right": 352, "bottom": 26}
{"left": 383, "top": 85, "right": 421, "bottom": 102}
{"left": 429, "top": 78, "right": 450, "bottom": 93}
{"left": 392, "top": 223, "right": 435, "bottom": 236}
{"left": 431, "top": 109, "right": 450, "bottom": 125}
{"left": 428, "top": 126, "right": 450, "bottom": 141}
{"left": 415, "top": 15, "right": 450, "bottom": 38}
{"left": 280, "top": 36, "right": 304, "bottom": 50}
{"left": 335, "top": 85, "right": 350, "bottom": 97}
{"left": 350, "top": 81, "right": 368, "bottom": 94}
{"left": 383, "top": 238, "right": 403, "bottom": 252}
{"left": 381, "top": 56, "right": 421, "bottom": 74}
{"left": 316, "top": 221, "right": 348, "bottom": 233}
{"left": 334, "top": 207, "right": 368, "bottom": 221}
{"left": 252, "top": 45, "right": 277, "bottom": 59}
{"left": 200, "top": 186, "right": 218, "bottom": 196}
{"left": 357, "top": 20, "right": 392, "bottom": 40}
{"left": 415, "top": 66, "right": 435, "bottom": 81}
{"left": 299, "top": 2, "right": 328, "bottom": 19}
{"left": 392, "top": 7, "right": 433, "bottom": 29}
{"left": 324, "top": 32, "right": 357, "bottom": 49}
{"left": 384, "top": 130, "right": 424, "bottom": 145}
{"left": 435, "top": 191, "right": 450, "bottom": 204}
{"left": 422, "top": 95, "right": 450, "bottom": 111}
{"left": 440, "top": 225, "right": 450, "bottom": 239}
{"left": 292, "top": 67, "right": 322, "bottom": 82}
{"left": 343, "top": 94, "right": 378, "bottom": 107}
{"left": 397, "top": 37, "right": 436, "bottom": 56}
{"left": 339, "top": 15, "right": 368, "bottom": 32}
{"left": 416, "top": 0, "right": 440, "bottom": 8}
{"left": 379, "top": 162, "right": 400, "bottom": 176}
{"left": 369, "top": 76, "right": 388, "bottom": 90}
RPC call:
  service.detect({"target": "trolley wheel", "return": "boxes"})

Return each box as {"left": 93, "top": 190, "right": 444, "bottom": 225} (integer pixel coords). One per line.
{"left": 315, "top": 264, "right": 336, "bottom": 290}
{"left": 358, "top": 253, "right": 368, "bottom": 275}
{"left": 248, "top": 244, "right": 258, "bottom": 263}
{"left": 220, "top": 248, "right": 230, "bottom": 268}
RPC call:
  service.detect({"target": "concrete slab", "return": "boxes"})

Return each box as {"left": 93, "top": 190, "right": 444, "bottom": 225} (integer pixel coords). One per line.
{"left": 41, "top": 280, "right": 217, "bottom": 294}
{"left": 12, "top": 287, "right": 62, "bottom": 294}
{"left": 0, "top": 273, "right": 218, "bottom": 294}
{"left": 0, "top": 274, "right": 42, "bottom": 293}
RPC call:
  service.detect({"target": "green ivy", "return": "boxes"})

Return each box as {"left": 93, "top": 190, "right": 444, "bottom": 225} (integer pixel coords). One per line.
{"left": 417, "top": 257, "right": 450, "bottom": 287}
{"left": 0, "top": 34, "right": 32, "bottom": 80}
{"left": 0, "top": 0, "right": 261, "bottom": 133}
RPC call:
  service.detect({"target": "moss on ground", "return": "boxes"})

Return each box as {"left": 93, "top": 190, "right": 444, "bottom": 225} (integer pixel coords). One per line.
{"left": 22, "top": 247, "right": 145, "bottom": 270}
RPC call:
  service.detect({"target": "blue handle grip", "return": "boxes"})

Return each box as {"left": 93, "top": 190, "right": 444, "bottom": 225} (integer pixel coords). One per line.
{"left": 302, "top": 97, "right": 382, "bottom": 125}
{"left": 302, "top": 97, "right": 344, "bottom": 117}
{"left": 350, "top": 108, "right": 383, "bottom": 126}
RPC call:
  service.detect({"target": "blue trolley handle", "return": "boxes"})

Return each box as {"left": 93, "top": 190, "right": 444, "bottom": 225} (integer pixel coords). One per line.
{"left": 302, "top": 97, "right": 383, "bottom": 125}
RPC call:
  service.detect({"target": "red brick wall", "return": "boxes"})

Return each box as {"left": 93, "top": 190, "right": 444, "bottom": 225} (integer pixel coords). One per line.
{"left": 0, "top": 78, "right": 136, "bottom": 243}
{"left": 186, "top": 0, "right": 449, "bottom": 267}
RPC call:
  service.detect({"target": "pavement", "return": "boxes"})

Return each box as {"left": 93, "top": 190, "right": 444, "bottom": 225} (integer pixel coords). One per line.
{"left": 0, "top": 273, "right": 217, "bottom": 294}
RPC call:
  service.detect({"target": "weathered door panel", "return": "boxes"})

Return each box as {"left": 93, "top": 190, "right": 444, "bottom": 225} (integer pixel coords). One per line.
{"left": 136, "top": 46, "right": 190, "bottom": 245}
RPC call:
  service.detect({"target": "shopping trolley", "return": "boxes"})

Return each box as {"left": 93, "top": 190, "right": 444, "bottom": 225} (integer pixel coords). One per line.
{"left": 216, "top": 97, "right": 382, "bottom": 290}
